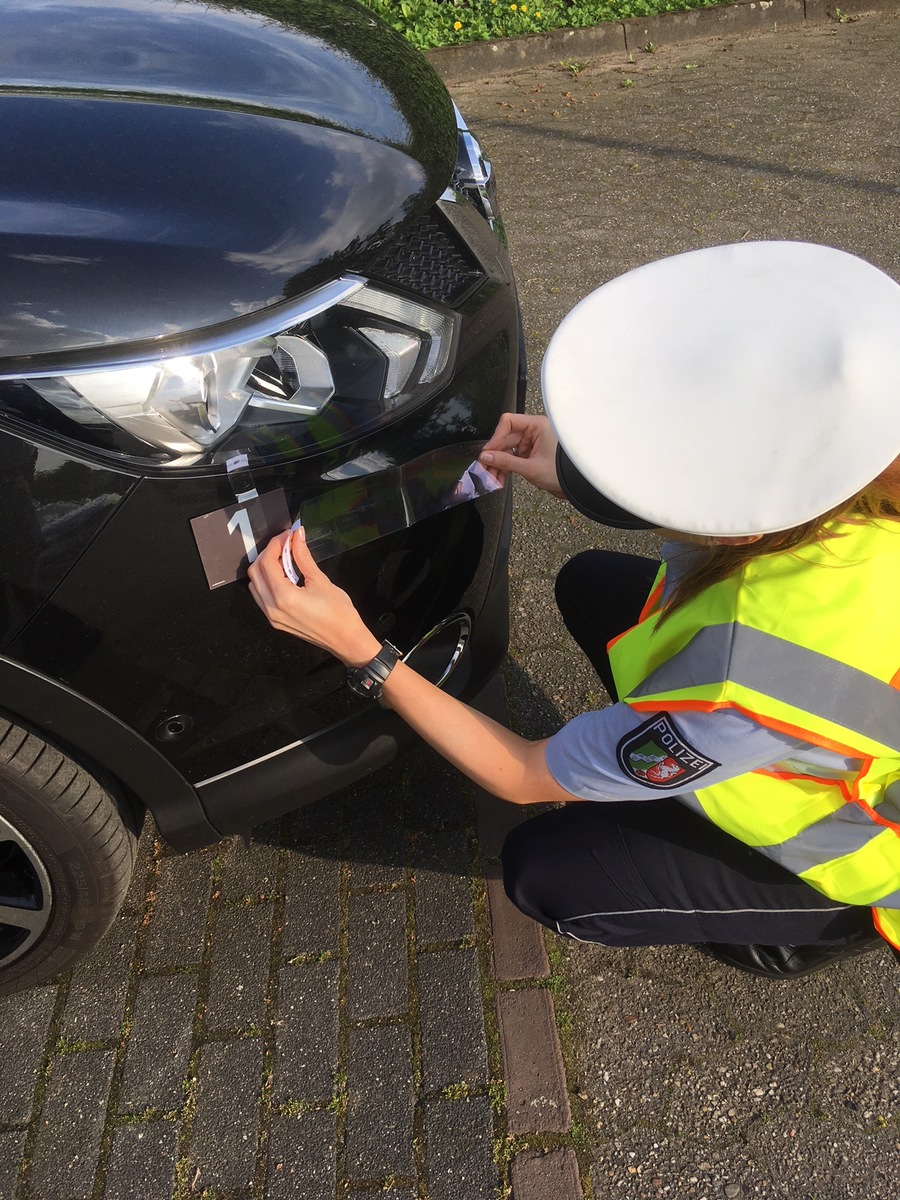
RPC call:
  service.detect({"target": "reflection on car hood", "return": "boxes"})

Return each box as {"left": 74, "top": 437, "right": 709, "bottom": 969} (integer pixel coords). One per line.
{"left": 0, "top": 0, "right": 457, "bottom": 360}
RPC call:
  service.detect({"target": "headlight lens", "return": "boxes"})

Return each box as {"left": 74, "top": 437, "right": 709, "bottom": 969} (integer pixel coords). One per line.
{"left": 1, "top": 277, "right": 460, "bottom": 466}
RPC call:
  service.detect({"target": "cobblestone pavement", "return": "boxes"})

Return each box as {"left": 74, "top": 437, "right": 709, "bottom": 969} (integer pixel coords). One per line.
{"left": 6, "top": 8, "right": 900, "bottom": 1200}
{"left": 4, "top": 679, "right": 581, "bottom": 1200}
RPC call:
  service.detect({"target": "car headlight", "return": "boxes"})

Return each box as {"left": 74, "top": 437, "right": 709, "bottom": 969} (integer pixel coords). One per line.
{"left": 0, "top": 276, "right": 460, "bottom": 466}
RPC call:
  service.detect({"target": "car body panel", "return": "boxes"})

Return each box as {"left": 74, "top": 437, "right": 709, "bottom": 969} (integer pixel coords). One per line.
{"left": 0, "top": 0, "right": 457, "bottom": 360}
{"left": 0, "top": 654, "right": 217, "bottom": 847}
{"left": 7, "top": 329, "right": 516, "bottom": 782}
{"left": 0, "top": 429, "right": 136, "bottom": 646}
{"left": 0, "top": 0, "right": 522, "bottom": 855}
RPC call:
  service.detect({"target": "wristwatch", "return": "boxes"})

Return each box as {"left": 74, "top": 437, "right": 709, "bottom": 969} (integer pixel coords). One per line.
{"left": 346, "top": 641, "right": 402, "bottom": 701}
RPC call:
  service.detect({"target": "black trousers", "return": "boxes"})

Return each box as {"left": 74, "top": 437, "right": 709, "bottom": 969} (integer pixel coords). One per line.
{"left": 502, "top": 550, "right": 874, "bottom": 947}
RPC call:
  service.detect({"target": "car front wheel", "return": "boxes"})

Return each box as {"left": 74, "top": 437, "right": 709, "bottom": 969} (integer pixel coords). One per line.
{"left": 0, "top": 715, "right": 139, "bottom": 997}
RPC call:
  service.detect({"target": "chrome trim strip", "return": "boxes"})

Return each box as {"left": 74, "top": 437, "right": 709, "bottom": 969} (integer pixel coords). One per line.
{"left": 403, "top": 612, "right": 472, "bottom": 690}
{"left": 196, "top": 613, "right": 472, "bottom": 789}
{"left": 195, "top": 712, "right": 357, "bottom": 789}
{"left": 0, "top": 276, "right": 367, "bottom": 379}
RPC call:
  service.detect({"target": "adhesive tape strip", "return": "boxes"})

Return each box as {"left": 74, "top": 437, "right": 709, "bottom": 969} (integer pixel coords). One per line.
{"left": 281, "top": 519, "right": 304, "bottom": 585}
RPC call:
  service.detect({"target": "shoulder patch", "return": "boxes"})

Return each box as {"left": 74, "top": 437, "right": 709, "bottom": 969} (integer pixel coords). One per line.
{"left": 615, "top": 713, "right": 720, "bottom": 790}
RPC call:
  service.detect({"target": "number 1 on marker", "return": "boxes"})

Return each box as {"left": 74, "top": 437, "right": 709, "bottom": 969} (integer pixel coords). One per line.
{"left": 226, "top": 507, "right": 258, "bottom": 564}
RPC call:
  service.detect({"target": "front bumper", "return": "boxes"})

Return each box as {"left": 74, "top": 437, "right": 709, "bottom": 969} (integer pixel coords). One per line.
{"left": 191, "top": 489, "right": 511, "bottom": 843}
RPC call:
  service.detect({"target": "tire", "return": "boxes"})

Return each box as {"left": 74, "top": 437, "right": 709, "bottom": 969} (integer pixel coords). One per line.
{"left": 0, "top": 715, "right": 139, "bottom": 997}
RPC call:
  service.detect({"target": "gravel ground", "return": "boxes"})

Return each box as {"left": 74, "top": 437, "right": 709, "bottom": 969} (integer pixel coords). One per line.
{"left": 449, "top": 12, "right": 900, "bottom": 1198}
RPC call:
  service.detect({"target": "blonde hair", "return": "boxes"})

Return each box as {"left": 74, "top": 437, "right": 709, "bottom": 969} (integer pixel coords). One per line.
{"left": 661, "top": 457, "right": 900, "bottom": 617}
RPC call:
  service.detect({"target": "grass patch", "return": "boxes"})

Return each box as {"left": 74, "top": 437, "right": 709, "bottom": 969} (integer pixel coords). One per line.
{"left": 361, "top": 0, "right": 729, "bottom": 52}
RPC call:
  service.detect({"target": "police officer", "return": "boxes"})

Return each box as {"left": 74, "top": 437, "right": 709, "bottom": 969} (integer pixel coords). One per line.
{"left": 249, "top": 241, "right": 900, "bottom": 979}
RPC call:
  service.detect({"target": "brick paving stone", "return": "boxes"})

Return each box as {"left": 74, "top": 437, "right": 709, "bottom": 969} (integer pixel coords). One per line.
{"left": 61, "top": 903, "right": 138, "bottom": 1043}
{"left": 423, "top": 1095, "right": 496, "bottom": 1200}
{"left": 281, "top": 847, "right": 341, "bottom": 959}
{"left": 205, "top": 902, "right": 273, "bottom": 1031}
{"left": 0, "top": 986, "right": 55, "bottom": 1124}
{"left": 404, "top": 745, "right": 471, "bottom": 829}
{"left": 345, "top": 1024, "right": 415, "bottom": 1180}
{"left": 510, "top": 1148, "right": 584, "bottom": 1200}
{"left": 121, "top": 822, "right": 155, "bottom": 915}
{"left": 103, "top": 1120, "right": 180, "bottom": 1200}
{"left": 266, "top": 1110, "right": 336, "bottom": 1200}
{"left": 346, "top": 782, "right": 406, "bottom": 888}
{"left": 413, "top": 830, "right": 475, "bottom": 944}
{"left": 0, "top": 1130, "right": 25, "bottom": 1200}
{"left": 28, "top": 1049, "right": 116, "bottom": 1200}
{"left": 143, "top": 849, "right": 213, "bottom": 968}
{"left": 217, "top": 831, "right": 281, "bottom": 901}
{"left": 347, "top": 890, "right": 409, "bottom": 1020}
{"left": 485, "top": 874, "right": 549, "bottom": 981}
{"left": 474, "top": 787, "right": 525, "bottom": 861}
{"left": 120, "top": 972, "right": 198, "bottom": 1112}
{"left": 286, "top": 793, "right": 343, "bottom": 846}
{"left": 190, "top": 1038, "right": 263, "bottom": 1193}
{"left": 273, "top": 962, "right": 339, "bottom": 1102}
{"left": 497, "top": 988, "right": 571, "bottom": 1134}
{"left": 418, "top": 949, "right": 489, "bottom": 1091}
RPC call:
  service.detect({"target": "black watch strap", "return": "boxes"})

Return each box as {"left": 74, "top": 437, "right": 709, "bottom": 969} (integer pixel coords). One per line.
{"left": 346, "top": 641, "right": 402, "bottom": 701}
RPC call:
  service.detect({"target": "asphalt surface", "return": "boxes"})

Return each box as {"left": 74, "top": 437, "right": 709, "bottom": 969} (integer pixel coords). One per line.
{"left": 449, "top": 9, "right": 900, "bottom": 1198}
{"left": 5, "top": 9, "right": 900, "bottom": 1200}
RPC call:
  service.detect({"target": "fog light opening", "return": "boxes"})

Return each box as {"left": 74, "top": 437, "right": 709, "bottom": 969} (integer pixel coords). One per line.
{"left": 402, "top": 614, "right": 471, "bottom": 689}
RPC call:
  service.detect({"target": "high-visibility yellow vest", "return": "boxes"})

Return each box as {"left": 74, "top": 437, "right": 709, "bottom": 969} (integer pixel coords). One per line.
{"left": 608, "top": 518, "right": 900, "bottom": 949}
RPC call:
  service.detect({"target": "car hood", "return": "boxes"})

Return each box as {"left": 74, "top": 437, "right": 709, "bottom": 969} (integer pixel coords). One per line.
{"left": 0, "top": 0, "right": 457, "bottom": 362}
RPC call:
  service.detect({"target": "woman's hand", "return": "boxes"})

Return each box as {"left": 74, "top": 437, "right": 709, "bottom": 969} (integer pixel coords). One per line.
{"left": 478, "top": 413, "right": 564, "bottom": 498}
{"left": 248, "top": 518, "right": 581, "bottom": 810}
{"left": 247, "top": 526, "right": 381, "bottom": 668}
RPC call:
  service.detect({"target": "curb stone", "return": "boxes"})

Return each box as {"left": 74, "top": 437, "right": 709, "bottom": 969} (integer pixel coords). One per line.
{"left": 473, "top": 678, "right": 585, "bottom": 1199}
{"left": 425, "top": 0, "right": 900, "bottom": 82}
{"left": 511, "top": 1147, "right": 585, "bottom": 1200}
{"left": 496, "top": 989, "right": 572, "bottom": 1134}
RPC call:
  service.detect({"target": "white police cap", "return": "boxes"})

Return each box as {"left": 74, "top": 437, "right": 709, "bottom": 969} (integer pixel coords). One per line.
{"left": 542, "top": 242, "right": 900, "bottom": 536}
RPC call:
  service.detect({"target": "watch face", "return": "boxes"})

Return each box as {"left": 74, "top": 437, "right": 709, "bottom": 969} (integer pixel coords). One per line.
{"left": 347, "top": 671, "right": 379, "bottom": 699}
{"left": 347, "top": 642, "right": 399, "bottom": 700}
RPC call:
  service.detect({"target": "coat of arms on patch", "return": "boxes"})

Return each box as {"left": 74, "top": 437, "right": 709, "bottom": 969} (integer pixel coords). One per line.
{"left": 616, "top": 713, "right": 720, "bottom": 790}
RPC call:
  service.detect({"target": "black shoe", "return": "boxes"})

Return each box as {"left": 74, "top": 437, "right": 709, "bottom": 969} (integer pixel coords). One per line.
{"left": 701, "top": 929, "right": 885, "bottom": 980}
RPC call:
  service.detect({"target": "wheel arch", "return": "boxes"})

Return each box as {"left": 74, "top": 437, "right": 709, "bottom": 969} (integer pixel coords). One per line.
{"left": 0, "top": 654, "right": 220, "bottom": 850}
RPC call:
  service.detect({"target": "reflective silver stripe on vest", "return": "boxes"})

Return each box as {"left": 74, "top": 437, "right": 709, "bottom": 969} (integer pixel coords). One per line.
{"left": 678, "top": 791, "right": 900, "bottom": 907}
{"left": 759, "top": 802, "right": 884, "bottom": 874}
{"left": 884, "top": 779, "right": 900, "bottom": 815}
{"left": 629, "top": 624, "right": 900, "bottom": 753}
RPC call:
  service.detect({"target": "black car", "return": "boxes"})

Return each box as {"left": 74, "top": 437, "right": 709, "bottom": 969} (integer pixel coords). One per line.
{"left": 0, "top": 0, "right": 523, "bottom": 995}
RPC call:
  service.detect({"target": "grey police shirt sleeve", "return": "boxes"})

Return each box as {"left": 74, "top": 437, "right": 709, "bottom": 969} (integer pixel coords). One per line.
{"left": 544, "top": 703, "right": 814, "bottom": 802}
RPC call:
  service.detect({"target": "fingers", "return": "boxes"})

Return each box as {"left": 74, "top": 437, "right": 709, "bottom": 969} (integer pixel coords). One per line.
{"left": 286, "top": 525, "right": 321, "bottom": 581}
{"left": 481, "top": 412, "right": 516, "bottom": 452}
{"left": 247, "top": 562, "right": 278, "bottom": 616}
{"left": 251, "top": 525, "right": 321, "bottom": 591}
{"left": 482, "top": 411, "right": 546, "bottom": 453}
{"left": 479, "top": 448, "right": 526, "bottom": 478}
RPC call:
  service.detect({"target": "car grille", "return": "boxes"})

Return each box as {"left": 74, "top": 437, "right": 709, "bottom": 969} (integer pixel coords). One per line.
{"left": 358, "top": 211, "right": 484, "bottom": 306}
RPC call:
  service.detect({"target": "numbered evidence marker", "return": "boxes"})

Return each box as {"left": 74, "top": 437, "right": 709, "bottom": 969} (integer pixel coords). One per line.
{"left": 190, "top": 489, "right": 291, "bottom": 590}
